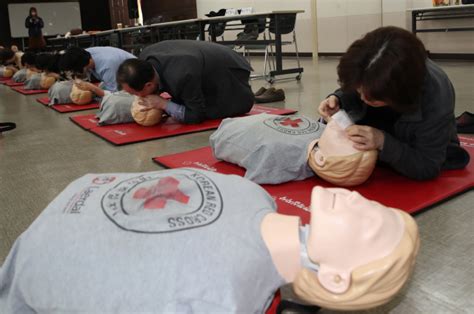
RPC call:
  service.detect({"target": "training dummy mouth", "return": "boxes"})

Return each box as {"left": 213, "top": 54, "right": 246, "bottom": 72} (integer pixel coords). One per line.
{"left": 331, "top": 110, "right": 353, "bottom": 130}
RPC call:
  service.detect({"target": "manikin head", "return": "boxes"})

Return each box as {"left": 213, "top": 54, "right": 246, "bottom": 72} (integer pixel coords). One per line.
{"left": 131, "top": 96, "right": 164, "bottom": 126}
{"left": 70, "top": 83, "right": 93, "bottom": 105}
{"left": 40, "top": 73, "right": 57, "bottom": 89}
{"left": 308, "top": 119, "right": 377, "bottom": 186}
{"left": 293, "top": 186, "right": 419, "bottom": 310}
{"left": 0, "top": 66, "right": 14, "bottom": 78}
{"left": 117, "top": 59, "right": 159, "bottom": 97}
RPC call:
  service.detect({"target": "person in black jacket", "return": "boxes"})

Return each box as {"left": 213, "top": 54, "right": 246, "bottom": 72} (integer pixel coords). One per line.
{"left": 25, "top": 7, "right": 45, "bottom": 51}
{"left": 318, "top": 26, "right": 469, "bottom": 180}
{"left": 117, "top": 40, "right": 254, "bottom": 124}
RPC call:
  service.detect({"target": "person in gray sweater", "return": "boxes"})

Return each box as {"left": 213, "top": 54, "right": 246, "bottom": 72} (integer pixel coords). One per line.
{"left": 319, "top": 26, "right": 469, "bottom": 180}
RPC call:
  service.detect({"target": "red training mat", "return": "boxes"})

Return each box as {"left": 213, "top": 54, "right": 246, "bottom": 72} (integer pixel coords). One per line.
{"left": 69, "top": 105, "right": 298, "bottom": 145}
{"left": 0, "top": 77, "right": 10, "bottom": 82}
{"left": 0, "top": 79, "right": 23, "bottom": 86}
{"left": 70, "top": 114, "right": 100, "bottom": 130}
{"left": 11, "top": 86, "right": 48, "bottom": 95}
{"left": 153, "top": 136, "right": 474, "bottom": 223}
{"left": 36, "top": 97, "right": 100, "bottom": 113}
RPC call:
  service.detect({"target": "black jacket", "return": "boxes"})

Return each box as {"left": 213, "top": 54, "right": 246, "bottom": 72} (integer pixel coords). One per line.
{"left": 25, "top": 16, "right": 44, "bottom": 38}
{"left": 139, "top": 40, "right": 253, "bottom": 123}
{"left": 333, "top": 59, "right": 469, "bottom": 180}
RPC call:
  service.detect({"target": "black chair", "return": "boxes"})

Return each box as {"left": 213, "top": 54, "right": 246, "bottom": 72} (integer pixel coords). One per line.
{"left": 267, "top": 13, "right": 302, "bottom": 82}
{"left": 206, "top": 9, "right": 227, "bottom": 41}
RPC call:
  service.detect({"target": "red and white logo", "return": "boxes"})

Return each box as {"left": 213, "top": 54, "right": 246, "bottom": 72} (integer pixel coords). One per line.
{"left": 279, "top": 117, "right": 303, "bottom": 128}
{"left": 132, "top": 177, "right": 190, "bottom": 210}
{"left": 92, "top": 175, "right": 116, "bottom": 185}
{"left": 264, "top": 115, "right": 321, "bottom": 135}
{"left": 101, "top": 169, "right": 223, "bottom": 233}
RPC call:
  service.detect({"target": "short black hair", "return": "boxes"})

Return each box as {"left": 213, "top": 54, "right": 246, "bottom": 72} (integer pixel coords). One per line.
{"left": 116, "top": 59, "right": 155, "bottom": 91}
{"left": 35, "top": 53, "right": 60, "bottom": 73}
{"left": 29, "top": 7, "right": 37, "bottom": 15}
{"left": 337, "top": 26, "right": 427, "bottom": 112}
{"left": 0, "top": 49, "right": 15, "bottom": 65}
{"left": 21, "top": 51, "right": 36, "bottom": 67}
{"left": 58, "top": 47, "right": 90, "bottom": 74}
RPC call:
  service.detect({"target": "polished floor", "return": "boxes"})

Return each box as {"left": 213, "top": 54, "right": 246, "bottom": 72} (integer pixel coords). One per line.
{"left": 0, "top": 57, "right": 473, "bottom": 313}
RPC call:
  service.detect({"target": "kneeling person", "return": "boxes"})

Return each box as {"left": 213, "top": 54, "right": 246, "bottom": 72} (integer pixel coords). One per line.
{"left": 117, "top": 40, "right": 254, "bottom": 124}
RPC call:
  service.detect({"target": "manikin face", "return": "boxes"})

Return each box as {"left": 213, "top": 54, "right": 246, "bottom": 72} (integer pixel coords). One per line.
{"left": 357, "top": 87, "right": 387, "bottom": 108}
{"left": 121, "top": 72, "right": 159, "bottom": 98}
{"left": 307, "top": 186, "right": 405, "bottom": 294}
{"left": 314, "top": 120, "right": 358, "bottom": 163}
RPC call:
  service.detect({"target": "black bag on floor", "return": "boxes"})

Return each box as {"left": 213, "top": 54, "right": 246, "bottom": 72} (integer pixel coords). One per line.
{"left": 0, "top": 122, "right": 16, "bottom": 132}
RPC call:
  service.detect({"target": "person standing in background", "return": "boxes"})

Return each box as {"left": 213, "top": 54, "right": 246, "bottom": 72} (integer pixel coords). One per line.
{"left": 25, "top": 7, "right": 45, "bottom": 52}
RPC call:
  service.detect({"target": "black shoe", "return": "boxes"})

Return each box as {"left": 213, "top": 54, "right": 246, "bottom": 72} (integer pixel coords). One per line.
{"left": 0, "top": 122, "right": 16, "bottom": 133}
{"left": 443, "top": 145, "right": 470, "bottom": 170}
{"left": 255, "top": 88, "right": 285, "bottom": 103}
{"left": 254, "top": 87, "right": 267, "bottom": 96}
{"left": 456, "top": 111, "right": 474, "bottom": 134}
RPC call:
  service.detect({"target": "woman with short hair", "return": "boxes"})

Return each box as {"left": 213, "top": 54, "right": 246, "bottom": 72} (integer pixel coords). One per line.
{"left": 319, "top": 26, "right": 469, "bottom": 180}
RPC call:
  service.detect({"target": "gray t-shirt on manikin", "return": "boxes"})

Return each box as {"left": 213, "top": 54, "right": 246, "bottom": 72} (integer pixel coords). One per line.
{"left": 48, "top": 80, "right": 73, "bottom": 105}
{"left": 12, "top": 68, "right": 27, "bottom": 82}
{"left": 0, "top": 168, "right": 284, "bottom": 313}
{"left": 96, "top": 90, "right": 135, "bottom": 125}
{"left": 210, "top": 113, "right": 325, "bottom": 184}
{"left": 23, "top": 73, "right": 41, "bottom": 90}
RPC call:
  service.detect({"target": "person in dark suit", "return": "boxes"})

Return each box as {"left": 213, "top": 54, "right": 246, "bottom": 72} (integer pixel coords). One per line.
{"left": 117, "top": 40, "right": 254, "bottom": 124}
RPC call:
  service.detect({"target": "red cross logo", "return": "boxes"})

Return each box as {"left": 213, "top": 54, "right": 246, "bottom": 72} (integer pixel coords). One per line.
{"left": 280, "top": 117, "right": 303, "bottom": 128}
{"left": 133, "top": 177, "right": 190, "bottom": 210}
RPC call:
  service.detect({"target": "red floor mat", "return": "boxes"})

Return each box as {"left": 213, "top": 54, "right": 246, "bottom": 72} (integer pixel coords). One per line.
{"left": 11, "top": 86, "right": 48, "bottom": 95}
{"left": 153, "top": 136, "right": 474, "bottom": 223}
{"left": 69, "top": 105, "right": 298, "bottom": 145}
{"left": 70, "top": 114, "right": 100, "bottom": 130}
{"left": 36, "top": 97, "right": 100, "bottom": 113}
{"left": 0, "top": 79, "right": 23, "bottom": 86}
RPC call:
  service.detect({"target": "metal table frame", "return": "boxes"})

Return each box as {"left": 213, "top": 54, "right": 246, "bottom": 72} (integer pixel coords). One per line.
{"left": 410, "top": 4, "right": 474, "bottom": 34}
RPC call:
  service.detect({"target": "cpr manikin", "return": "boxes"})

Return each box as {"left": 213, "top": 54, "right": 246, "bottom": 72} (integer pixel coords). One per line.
{"left": 70, "top": 82, "right": 93, "bottom": 105}
{"left": 0, "top": 169, "right": 419, "bottom": 312}
{"left": 262, "top": 186, "right": 419, "bottom": 310}
{"left": 308, "top": 113, "right": 378, "bottom": 186}
{"left": 131, "top": 95, "right": 165, "bottom": 126}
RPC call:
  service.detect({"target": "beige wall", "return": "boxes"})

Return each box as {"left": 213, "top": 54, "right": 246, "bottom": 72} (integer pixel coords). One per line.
{"left": 316, "top": 0, "right": 383, "bottom": 53}
{"left": 410, "top": 0, "right": 474, "bottom": 54}
{"left": 317, "top": 0, "right": 474, "bottom": 54}
{"left": 195, "top": 0, "right": 317, "bottom": 54}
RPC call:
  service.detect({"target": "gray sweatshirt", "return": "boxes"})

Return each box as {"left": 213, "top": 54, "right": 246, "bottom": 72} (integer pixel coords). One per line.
{"left": 0, "top": 168, "right": 284, "bottom": 313}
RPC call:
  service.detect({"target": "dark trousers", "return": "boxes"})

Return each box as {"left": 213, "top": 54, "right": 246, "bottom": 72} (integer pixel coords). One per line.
{"left": 204, "top": 68, "right": 254, "bottom": 120}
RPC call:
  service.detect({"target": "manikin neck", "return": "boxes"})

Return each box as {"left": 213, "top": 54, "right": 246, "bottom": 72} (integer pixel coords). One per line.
{"left": 260, "top": 213, "right": 303, "bottom": 283}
